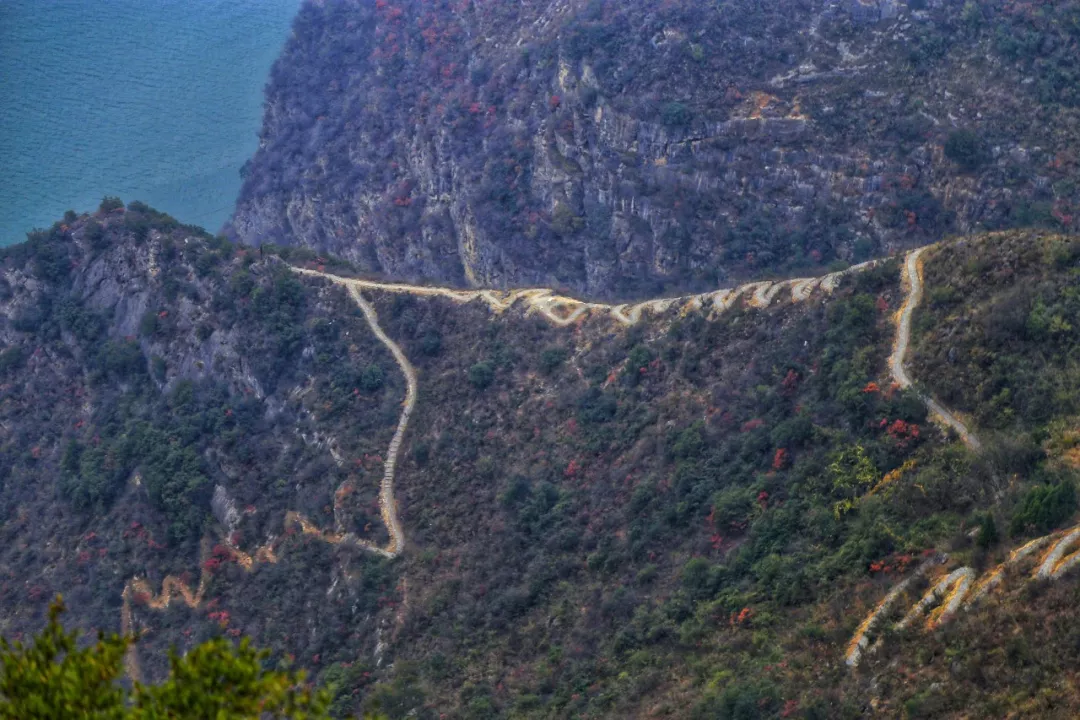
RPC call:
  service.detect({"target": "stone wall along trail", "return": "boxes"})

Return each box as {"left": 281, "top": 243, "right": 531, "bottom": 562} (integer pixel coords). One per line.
{"left": 292, "top": 261, "right": 881, "bottom": 328}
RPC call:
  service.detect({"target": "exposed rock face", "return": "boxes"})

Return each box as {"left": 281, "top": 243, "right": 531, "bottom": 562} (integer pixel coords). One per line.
{"left": 230, "top": 0, "right": 1080, "bottom": 298}
{"left": 0, "top": 208, "right": 405, "bottom": 679}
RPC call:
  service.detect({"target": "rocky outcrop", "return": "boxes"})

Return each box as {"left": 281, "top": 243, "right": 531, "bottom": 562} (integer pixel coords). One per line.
{"left": 230, "top": 0, "right": 1080, "bottom": 299}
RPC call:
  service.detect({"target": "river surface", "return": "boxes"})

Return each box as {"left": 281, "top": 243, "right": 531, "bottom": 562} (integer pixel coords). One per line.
{"left": 0, "top": 0, "right": 300, "bottom": 244}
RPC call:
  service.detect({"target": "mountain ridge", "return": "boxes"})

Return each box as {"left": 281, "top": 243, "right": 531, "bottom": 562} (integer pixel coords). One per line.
{"left": 6, "top": 200, "right": 1080, "bottom": 716}
{"left": 231, "top": 0, "right": 1080, "bottom": 298}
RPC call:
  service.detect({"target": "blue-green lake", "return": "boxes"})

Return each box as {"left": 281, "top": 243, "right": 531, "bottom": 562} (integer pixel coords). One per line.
{"left": 0, "top": 0, "right": 300, "bottom": 244}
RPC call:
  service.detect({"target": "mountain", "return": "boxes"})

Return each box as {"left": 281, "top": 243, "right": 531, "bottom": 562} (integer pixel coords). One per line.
{"left": 4, "top": 200, "right": 1080, "bottom": 717}
{"left": 8, "top": 0, "right": 1080, "bottom": 717}
{"left": 230, "top": 0, "right": 1080, "bottom": 298}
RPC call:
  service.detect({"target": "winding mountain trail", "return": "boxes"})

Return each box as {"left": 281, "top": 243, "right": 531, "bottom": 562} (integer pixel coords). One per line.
{"left": 890, "top": 247, "right": 981, "bottom": 450}
{"left": 120, "top": 248, "right": 977, "bottom": 680}
{"left": 293, "top": 261, "right": 881, "bottom": 327}
{"left": 846, "top": 521, "right": 1080, "bottom": 668}
{"left": 120, "top": 276, "right": 414, "bottom": 681}
{"left": 344, "top": 283, "right": 413, "bottom": 557}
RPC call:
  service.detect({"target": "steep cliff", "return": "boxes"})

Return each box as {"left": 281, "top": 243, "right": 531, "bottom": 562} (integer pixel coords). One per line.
{"left": 231, "top": 0, "right": 1080, "bottom": 298}
{"left": 0, "top": 204, "right": 403, "bottom": 681}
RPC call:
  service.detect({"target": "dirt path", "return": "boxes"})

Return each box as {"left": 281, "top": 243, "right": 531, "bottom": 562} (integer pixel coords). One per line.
{"left": 121, "top": 273, "right": 415, "bottom": 681}
{"left": 294, "top": 261, "right": 880, "bottom": 328}
{"left": 118, "top": 256, "right": 916, "bottom": 679}
{"left": 890, "top": 248, "right": 981, "bottom": 450}
{"left": 344, "top": 283, "right": 412, "bottom": 557}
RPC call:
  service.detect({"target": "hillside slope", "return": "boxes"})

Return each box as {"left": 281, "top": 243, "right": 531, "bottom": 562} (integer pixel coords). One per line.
{"left": 5, "top": 205, "right": 1080, "bottom": 717}
{"left": 231, "top": 0, "right": 1080, "bottom": 298}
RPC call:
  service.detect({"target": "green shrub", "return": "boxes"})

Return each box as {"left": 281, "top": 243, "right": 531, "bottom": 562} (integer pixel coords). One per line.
{"left": 360, "top": 363, "right": 385, "bottom": 392}
{"left": 622, "top": 344, "right": 654, "bottom": 385}
{"left": 98, "top": 196, "right": 124, "bottom": 213}
{"left": 976, "top": 513, "right": 999, "bottom": 549}
{"left": 100, "top": 340, "right": 145, "bottom": 379}
{"left": 467, "top": 361, "right": 495, "bottom": 389}
{"left": 151, "top": 355, "right": 167, "bottom": 382}
{"left": 0, "top": 347, "right": 24, "bottom": 375}
{"left": 576, "top": 387, "right": 617, "bottom": 424}
{"left": 539, "top": 346, "right": 568, "bottom": 374}
{"left": 84, "top": 220, "right": 109, "bottom": 251}
{"left": 419, "top": 331, "right": 442, "bottom": 356}
{"left": 0, "top": 598, "right": 329, "bottom": 718}
{"left": 1009, "top": 479, "right": 1077, "bottom": 536}
{"left": 944, "top": 129, "right": 987, "bottom": 171}
{"left": 661, "top": 101, "right": 692, "bottom": 128}
{"left": 550, "top": 202, "right": 584, "bottom": 236}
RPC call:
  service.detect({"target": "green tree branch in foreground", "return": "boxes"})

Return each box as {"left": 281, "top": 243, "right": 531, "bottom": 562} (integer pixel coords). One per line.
{"left": 0, "top": 597, "right": 330, "bottom": 719}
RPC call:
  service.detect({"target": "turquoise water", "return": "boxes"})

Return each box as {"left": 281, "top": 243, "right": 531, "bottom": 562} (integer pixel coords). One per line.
{"left": 0, "top": 0, "right": 300, "bottom": 244}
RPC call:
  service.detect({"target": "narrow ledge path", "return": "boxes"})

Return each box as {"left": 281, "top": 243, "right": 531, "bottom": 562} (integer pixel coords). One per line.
{"left": 889, "top": 247, "right": 981, "bottom": 450}
{"left": 293, "top": 261, "right": 881, "bottom": 328}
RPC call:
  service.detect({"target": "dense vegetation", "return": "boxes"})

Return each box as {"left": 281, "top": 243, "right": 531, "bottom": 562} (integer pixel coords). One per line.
{"left": 0, "top": 202, "right": 401, "bottom": 685}
{"left": 233, "top": 0, "right": 1080, "bottom": 298}
{"left": 4, "top": 203, "right": 1080, "bottom": 716}
{"left": 0, "top": 598, "right": 327, "bottom": 719}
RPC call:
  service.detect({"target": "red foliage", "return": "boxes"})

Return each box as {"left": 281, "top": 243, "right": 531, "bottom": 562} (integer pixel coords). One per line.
{"left": 549, "top": 94, "right": 561, "bottom": 109}
{"left": 869, "top": 552, "right": 916, "bottom": 575}
{"left": 740, "top": 418, "right": 765, "bottom": 433}
{"left": 883, "top": 419, "right": 921, "bottom": 448}
{"left": 1052, "top": 202, "right": 1074, "bottom": 226}
{"left": 780, "top": 369, "right": 799, "bottom": 396}
{"left": 730, "top": 606, "right": 754, "bottom": 627}
{"left": 771, "top": 448, "right": 789, "bottom": 471}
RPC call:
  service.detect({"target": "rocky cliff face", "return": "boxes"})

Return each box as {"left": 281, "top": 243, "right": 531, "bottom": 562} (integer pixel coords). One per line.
{"left": 229, "top": 0, "right": 1080, "bottom": 298}
{"left": 0, "top": 206, "right": 403, "bottom": 679}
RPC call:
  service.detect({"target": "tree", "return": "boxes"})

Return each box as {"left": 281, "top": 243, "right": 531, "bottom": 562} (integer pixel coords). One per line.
{"left": 1009, "top": 480, "right": 1078, "bottom": 536}
{"left": 467, "top": 361, "right": 495, "bottom": 389}
{"left": 0, "top": 598, "right": 328, "bottom": 720}
{"left": 944, "top": 129, "right": 987, "bottom": 172}
{"left": 360, "top": 363, "right": 385, "bottom": 392}
{"left": 661, "top": 101, "right": 692, "bottom": 128}
{"left": 99, "top": 196, "right": 124, "bottom": 214}
{"left": 550, "top": 202, "right": 584, "bottom": 236}
{"left": 976, "top": 513, "right": 999, "bottom": 549}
